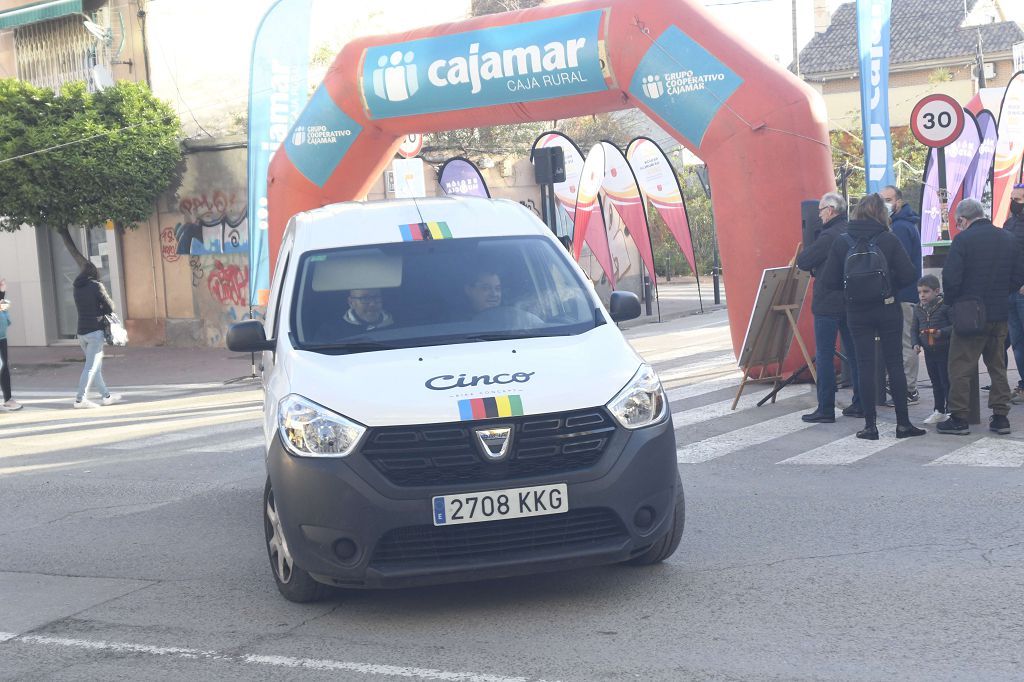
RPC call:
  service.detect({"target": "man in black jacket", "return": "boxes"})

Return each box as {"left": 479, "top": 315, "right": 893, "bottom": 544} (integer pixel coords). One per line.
{"left": 939, "top": 199, "right": 1024, "bottom": 435}
{"left": 796, "top": 192, "right": 861, "bottom": 422}
{"left": 1002, "top": 183, "right": 1024, "bottom": 402}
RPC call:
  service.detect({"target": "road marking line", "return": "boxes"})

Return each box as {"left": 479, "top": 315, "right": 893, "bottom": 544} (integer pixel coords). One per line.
{"left": 656, "top": 353, "right": 737, "bottom": 382}
{"left": 183, "top": 435, "right": 265, "bottom": 453}
{"left": 671, "top": 385, "right": 812, "bottom": 429}
{"left": 1, "top": 410, "right": 262, "bottom": 458}
{"left": 0, "top": 632, "right": 539, "bottom": 681}
{"left": 0, "top": 405, "right": 260, "bottom": 439}
{"left": 676, "top": 410, "right": 816, "bottom": 464}
{"left": 106, "top": 419, "right": 261, "bottom": 450}
{"left": 927, "top": 437, "right": 1024, "bottom": 467}
{"left": 777, "top": 424, "right": 899, "bottom": 465}
{"left": 664, "top": 374, "right": 743, "bottom": 403}
{"left": 0, "top": 390, "right": 262, "bottom": 429}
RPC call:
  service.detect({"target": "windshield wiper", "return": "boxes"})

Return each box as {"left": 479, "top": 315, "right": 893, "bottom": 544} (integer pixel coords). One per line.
{"left": 301, "top": 341, "right": 395, "bottom": 354}
{"left": 461, "top": 331, "right": 574, "bottom": 342}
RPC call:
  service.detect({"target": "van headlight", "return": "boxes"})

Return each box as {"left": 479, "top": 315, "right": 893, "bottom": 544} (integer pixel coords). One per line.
{"left": 606, "top": 364, "right": 667, "bottom": 429}
{"left": 277, "top": 394, "right": 365, "bottom": 457}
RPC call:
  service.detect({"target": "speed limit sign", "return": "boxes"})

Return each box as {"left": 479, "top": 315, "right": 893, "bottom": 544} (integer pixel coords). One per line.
{"left": 397, "top": 134, "right": 424, "bottom": 158}
{"left": 910, "top": 94, "right": 965, "bottom": 148}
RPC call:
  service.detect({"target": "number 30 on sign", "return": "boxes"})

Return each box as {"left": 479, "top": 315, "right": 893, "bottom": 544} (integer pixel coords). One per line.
{"left": 910, "top": 94, "right": 965, "bottom": 148}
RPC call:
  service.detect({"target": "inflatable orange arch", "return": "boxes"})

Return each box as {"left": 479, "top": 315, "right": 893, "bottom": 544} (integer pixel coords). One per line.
{"left": 267, "top": 0, "right": 834, "bottom": 367}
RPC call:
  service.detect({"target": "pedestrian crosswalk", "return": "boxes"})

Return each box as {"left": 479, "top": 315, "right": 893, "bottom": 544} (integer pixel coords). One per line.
{"left": 0, "top": 389, "right": 264, "bottom": 462}
{"left": 630, "top": 314, "right": 1024, "bottom": 469}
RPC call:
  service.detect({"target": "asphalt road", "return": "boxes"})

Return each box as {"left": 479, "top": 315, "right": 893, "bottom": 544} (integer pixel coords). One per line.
{"left": 1, "top": 311, "right": 1022, "bottom": 680}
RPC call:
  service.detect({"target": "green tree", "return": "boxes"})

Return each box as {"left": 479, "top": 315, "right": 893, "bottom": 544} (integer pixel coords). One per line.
{"left": 0, "top": 79, "right": 183, "bottom": 267}
{"left": 830, "top": 127, "right": 928, "bottom": 207}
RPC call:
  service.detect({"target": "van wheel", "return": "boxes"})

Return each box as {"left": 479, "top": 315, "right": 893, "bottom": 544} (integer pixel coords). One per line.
{"left": 626, "top": 476, "right": 685, "bottom": 566}
{"left": 264, "top": 478, "right": 328, "bottom": 603}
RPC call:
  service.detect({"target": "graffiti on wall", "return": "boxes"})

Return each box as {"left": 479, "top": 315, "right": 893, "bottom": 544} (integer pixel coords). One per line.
{"left": 160, "top": 227, "right": 181, "bottom": 263}
{"left": 174, "top": 191, "right": 248, "bottom": 255}
{"left": 207, "top": 260, "right": 249, "bottom": 307}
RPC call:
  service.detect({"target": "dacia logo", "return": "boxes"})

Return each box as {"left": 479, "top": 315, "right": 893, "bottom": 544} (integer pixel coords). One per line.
{"left": 474, "top": 426, "right": 513, "bottom": 461}
{"left": 372, "top": 50, "right": 419, "bottom": 102}
{"left": 641, "top": 74, "right": 664, "bottom": 99}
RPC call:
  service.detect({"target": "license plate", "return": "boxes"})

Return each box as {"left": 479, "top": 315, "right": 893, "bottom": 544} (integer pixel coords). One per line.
{"left": 432, "top": 483, "right": 568, "bottom": 526}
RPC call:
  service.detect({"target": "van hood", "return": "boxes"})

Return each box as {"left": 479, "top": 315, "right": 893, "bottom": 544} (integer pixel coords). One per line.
{"left": 285, "top": 324, "right": 644, "bottom": 427}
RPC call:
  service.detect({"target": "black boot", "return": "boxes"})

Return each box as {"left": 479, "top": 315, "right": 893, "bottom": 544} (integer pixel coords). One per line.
{"left": 896, "top": 422, "right": 926, "bottom": 438}
{"left": 857, "top": 417, "right": 878, "bottom": 440}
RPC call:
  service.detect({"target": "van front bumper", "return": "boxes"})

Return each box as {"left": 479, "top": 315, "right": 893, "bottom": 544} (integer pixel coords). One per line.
{"left": 266, "top": 414, "right": 679, "bottom": 589}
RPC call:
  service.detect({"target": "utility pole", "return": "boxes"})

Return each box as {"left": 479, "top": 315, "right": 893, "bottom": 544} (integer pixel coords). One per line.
{"left": 792, "top": 0, "right": 801, "bottom": 76}
{"left": 976, "top": 28, "right": 987, "bottom": 89}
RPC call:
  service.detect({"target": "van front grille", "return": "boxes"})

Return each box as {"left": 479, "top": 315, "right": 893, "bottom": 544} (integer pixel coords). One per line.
{"left": 360, "top": 409, "right": 616, "bottom": 487}
{"left": 369, "top": 508, "right": 626, "bottom": 569}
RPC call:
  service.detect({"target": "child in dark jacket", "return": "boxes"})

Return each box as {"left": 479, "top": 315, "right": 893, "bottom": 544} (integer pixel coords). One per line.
{"left": 912, "top": 275, "right": 953, "bottom": 424}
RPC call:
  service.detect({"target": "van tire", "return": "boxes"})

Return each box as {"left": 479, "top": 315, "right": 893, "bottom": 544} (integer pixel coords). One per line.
{"left": 625, "top": 476, "right": 684, "bottom": 566}
{"left": 264, "top": 478, "right": 329, "bottom": 603}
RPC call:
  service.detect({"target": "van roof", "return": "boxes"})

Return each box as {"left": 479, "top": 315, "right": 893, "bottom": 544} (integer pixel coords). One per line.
{"left": 288, "top": 196, "right": 553, "bottom": 252}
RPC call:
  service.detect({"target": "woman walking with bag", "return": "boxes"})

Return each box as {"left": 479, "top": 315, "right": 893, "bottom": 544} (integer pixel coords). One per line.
{"left": 820, "top": 194, "right": 926, "bottom": 440}
{"left": 0, "top": 278, "right": 22, "bottom": 411}
{"left": 72, "top": 262, "right": 121, "bottom": 408}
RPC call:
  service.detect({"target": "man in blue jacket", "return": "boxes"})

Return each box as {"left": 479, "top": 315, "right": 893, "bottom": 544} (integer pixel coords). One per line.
{"left": 881, "top": 185, "right": 922, "bottom": 404}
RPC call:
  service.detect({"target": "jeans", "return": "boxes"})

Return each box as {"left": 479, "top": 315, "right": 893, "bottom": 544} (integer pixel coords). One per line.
{"left": 0, "top": 338, "right": 10, "bottom": 402}
{"left": 849, "top": 303, "right": 908, "bottom": 423}
{"left": 947, "top": 321, "right": 1010, "bottom": 419}
{"left": 1007, "top": 292, "right": 1024, "bottom": 389}
{"left": 76, "top": 330, "right": 108, "bottom": 401}
{"left": 901, "top": 302, "right": 920, "bottom": 393}
{"left": 923, "top": 346, "right": 949, "bottom": 414}
{"left": 813, "top": 313, "right": 860, "bottom": 414}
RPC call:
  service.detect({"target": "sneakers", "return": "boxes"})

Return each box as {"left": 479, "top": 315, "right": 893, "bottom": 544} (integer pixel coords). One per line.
{"left": 923, "top": 410, "right": 948, "bottom": 425}
{"left": 989, "top": 414, "right": 1011, "bottom": 435}
{"left": 936, "top": 416, "right": 970, "bottom": 435}
{"left": 0, "top": 399, "right": 22, "bottom": 411}
{"left": 801, "top": 410, "right": 835, "bottom": 423}
{"left": 842, "top": 404, "right": 865, "bottom": 418}
{"left": 1011, "top": 387, "right": 1024, "bottom": 405}
{"left": 101, "top": 393, "right": 123, "bottom": 406}
{"left": 896, "top": 424, "right": 927, "bottom": 438}
{"left": 73, "top": 399, "right": 99, "bottom": 409}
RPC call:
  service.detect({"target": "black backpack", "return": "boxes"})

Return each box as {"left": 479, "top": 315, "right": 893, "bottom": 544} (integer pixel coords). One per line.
{"left": 842, "top": 233, "right": 891, "bottom": 304}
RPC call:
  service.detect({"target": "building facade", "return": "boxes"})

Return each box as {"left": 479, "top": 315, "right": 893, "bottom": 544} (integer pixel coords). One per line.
{"left": 797, "top": 0, "right": 1024, "bottom": 131}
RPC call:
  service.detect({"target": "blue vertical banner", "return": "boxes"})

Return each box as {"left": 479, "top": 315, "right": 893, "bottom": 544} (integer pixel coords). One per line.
{"left": 247, "top": 0, "right": 313, "bottom": 308}
{"left": 856, "top": 0, "right": 895, "bottom": 193}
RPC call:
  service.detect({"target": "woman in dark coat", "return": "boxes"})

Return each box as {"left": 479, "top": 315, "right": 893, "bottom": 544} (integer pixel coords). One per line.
{"left": 72, "top": 262, "right": 121, "bottom": 408}
{"left": 819, "top": 194, "right": 925, "bottom": 440}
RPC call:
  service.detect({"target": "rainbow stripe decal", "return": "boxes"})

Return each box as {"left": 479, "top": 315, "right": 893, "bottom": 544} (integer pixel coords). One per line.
{"left": 400, "top": 221, "right": 453, "bottom": 241}
{"left": 458, "top": 395, "right": 525, "bottom": 421}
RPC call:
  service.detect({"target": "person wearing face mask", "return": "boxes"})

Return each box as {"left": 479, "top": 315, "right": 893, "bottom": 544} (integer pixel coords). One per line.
{"left": 879, "top": 185, "right": 922, "bottom": 406}
{"left": 1001, "top": 183, "right": 1024, "bottom": 403}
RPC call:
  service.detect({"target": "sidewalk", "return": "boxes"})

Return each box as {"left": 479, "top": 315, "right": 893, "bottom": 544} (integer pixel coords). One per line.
{"left": 6, "top": 345, "right": 255, "bottom": 392}
{"left": 618, "top": 277, "right": 727, "bottom": 329}
{"left": 5, "top": 278, "right": 726, "bottom": 393}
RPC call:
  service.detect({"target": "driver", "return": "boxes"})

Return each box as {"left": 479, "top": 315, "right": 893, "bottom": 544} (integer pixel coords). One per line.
{"left": 315, "top": 288, "right": 394, "bottom": 341}
{"left": 464, "top": 271, "right": 502, "bottom": 314}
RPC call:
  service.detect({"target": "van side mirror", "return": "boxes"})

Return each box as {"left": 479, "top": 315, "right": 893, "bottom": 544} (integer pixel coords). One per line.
{"left": 608, "top": 291, "right": 642, "bottom": 322}
{"left": 227, "top": 320, "right": 275, "bottom": 352}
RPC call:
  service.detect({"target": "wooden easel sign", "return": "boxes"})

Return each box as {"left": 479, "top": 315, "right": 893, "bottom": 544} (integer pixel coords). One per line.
{"left": 733, "top": 260, "right": 812, "bottom": 410}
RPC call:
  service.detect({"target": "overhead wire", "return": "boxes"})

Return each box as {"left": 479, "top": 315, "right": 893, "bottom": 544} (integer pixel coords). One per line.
{"left": 0, "top": 84, "right": 270, "bottom": 165}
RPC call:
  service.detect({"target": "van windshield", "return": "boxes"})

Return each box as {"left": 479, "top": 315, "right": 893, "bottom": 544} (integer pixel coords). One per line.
{"left": 290, "top": 236, "right": 600, "bottom": 353}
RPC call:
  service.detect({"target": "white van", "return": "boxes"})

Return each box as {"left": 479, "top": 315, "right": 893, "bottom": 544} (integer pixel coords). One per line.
{"left": 228, "top": 197, "right": 683, "bottom": 601}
